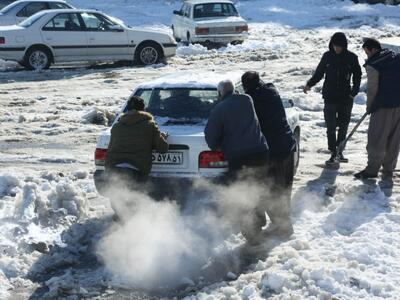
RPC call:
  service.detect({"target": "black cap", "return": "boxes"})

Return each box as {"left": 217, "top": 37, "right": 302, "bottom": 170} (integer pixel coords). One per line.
{"left": 330, "top": 32, "right": 348, "bottom": 50}
{"left": 362, "top": 38, "right": 382, "bottom": 51}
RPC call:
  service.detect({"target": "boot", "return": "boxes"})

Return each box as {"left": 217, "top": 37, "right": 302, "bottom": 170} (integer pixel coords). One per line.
{"left": 338, "top": 152, "right": 349, "bottom": 163}
{"left": 354, "top": 170, "right": 377, "bottom": 179}
{"left": 325, "top": 152, "right": 337, "bottom": 166}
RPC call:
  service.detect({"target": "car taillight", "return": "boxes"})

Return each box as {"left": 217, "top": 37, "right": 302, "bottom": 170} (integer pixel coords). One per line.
{"left": 195, "top": 27, "right": 209, "bottom": 35}
{"left": 95, "top": 148, "right": 107, "bottom": 166}
{"left": 199, "top": 151, "right": 228, "bottom": 168}
{"left": 0, "top": 37, "right": 5, "bottom": 44}
{"left": 235, "top": 25, "right": 248, "bottom": 33}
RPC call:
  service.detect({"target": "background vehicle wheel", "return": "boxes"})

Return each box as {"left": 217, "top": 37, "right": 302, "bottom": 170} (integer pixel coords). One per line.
{"left": 25, "top": 47, "right": 51, "bottom": 70}
{"left": 135, "top": 42, "right": 162, "bottom": 65}
{"left": 172, "top": 26, "right": 181, "bottom": 42}
{"left": 293, "top": 129, "right": 300, "bottom": 175}
{"left": 186, "top": 32, "right": 192, "bottom": 45}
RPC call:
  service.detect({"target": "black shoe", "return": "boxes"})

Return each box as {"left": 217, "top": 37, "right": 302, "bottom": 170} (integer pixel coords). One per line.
{"left": 354, "top": 170, "right": 377, "bottom": 179}
{"left": 325, "top": 154, "right": 337, "bottom": 165}
{"left": 338, "top": 153, "right": 349, "bottom": 163}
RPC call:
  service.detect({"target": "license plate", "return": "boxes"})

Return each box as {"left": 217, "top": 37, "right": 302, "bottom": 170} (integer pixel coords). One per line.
{"left": 152, "top": 152, "right": 183, "bottom": 165}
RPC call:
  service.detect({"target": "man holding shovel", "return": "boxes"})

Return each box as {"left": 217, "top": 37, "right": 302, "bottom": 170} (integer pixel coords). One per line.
{"left": 304, "top": 32, "right": 362, "bottom": 166}
{"left": 354, "top": 38, "right": 400, "bottom": 180}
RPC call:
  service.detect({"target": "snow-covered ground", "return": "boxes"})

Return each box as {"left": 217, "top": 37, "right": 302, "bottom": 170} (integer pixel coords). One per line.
{"left": 1, "top": 0, "right": 400, "bottom": 299}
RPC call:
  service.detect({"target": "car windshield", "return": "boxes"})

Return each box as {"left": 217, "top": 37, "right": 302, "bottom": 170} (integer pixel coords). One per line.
{"left": 0, "top": 0, "right": 19, "bottom": 13}
{"left": 193, "top": 3, "right": 238, "bottom": 19}
{"left": 132, "top": 88, "right": 219, "bottom": 123}
{"left": 19, "top": 11, "right": 46, "bottom": 27}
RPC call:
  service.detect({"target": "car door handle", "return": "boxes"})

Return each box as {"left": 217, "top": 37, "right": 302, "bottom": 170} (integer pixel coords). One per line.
{"left": 45, "top": 37, "right": 52, "bottom": 41}
{"left": 89, "top": 38, "right": 95, "bottom": 41}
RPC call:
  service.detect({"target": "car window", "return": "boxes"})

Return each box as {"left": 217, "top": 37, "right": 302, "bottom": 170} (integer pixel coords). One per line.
{"left": 184, "top": 4, "right": 191, "bottom": 18}
{"left": 193, "top": 3, "right": 238, "bottom": 19}
{"left": 43, "top": 13, "right": 83, "bottom": 31}
{"left": 16, "top": 2, "right": 48, "bottom": 17}
{"left": 235, "top": 84, "right": 244, "bottom": 94}
{"left": 132, "top": 88, "right": 219, "bottom": 121}
{"left": 19, "top": 11, "right": 46, "bottom": 27}
{"left": 80, "top": 12, "right": 115, "bottom": 31}
{"left": 0, "top": 1, "right": 21, "bottom": 14}
{"left": 0, "top": 0, "right": 16, "bottom": 12}
{"left": 48, "top": 2, "right": 71, "bottom": 9}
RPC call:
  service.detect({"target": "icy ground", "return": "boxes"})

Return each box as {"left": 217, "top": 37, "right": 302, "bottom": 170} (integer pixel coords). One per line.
{"left": 1, "top": 0, "right": 400, "bottom": 299}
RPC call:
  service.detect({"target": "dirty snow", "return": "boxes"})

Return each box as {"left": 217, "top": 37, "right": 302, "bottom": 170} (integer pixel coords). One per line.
{"left": 1, "top": 0, "right": 400, "bottom": 299}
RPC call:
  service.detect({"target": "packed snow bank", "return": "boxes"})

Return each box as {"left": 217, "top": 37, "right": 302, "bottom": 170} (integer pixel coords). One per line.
{"left": 0, "top": 172, "right": 93, "bottom": 298}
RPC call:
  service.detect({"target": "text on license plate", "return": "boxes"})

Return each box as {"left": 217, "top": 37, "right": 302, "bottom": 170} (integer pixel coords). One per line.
{"left": 152, "top": 152, "right": 183, "bottom": 165}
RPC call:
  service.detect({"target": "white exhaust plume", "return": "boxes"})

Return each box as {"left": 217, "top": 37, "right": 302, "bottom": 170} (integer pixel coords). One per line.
{"left": 97, "top": 172, "right": 271, "bottom": 290}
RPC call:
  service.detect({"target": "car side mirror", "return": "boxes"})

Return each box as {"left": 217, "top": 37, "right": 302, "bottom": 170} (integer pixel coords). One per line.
{"left": 173, "top": 10, "right": 182, "bottom": 16}
{"left": 109, "top": 24, "right": 124, "bottom": 32}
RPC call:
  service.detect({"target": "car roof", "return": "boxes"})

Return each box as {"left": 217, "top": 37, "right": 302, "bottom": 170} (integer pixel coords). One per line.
{"left": 39, "top": 8, "right": 101, "bottom": 14}
{"left": 14, "top": 0, "right": 67, "bottom": 3}
{"left": 184, "top": 0, "right": 234, "bottom": 5}
{"left": 135, "top": 71, "right": 243, "bottom": 90}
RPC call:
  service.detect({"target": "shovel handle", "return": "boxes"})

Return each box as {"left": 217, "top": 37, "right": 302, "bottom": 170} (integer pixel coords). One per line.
{"left": 337, "top": 112, "right": 369, "bottom": 153}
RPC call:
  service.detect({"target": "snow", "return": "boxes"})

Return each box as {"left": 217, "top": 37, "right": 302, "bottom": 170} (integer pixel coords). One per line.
{"left": 1, "top": 0, "right": 400, "bottom": 298}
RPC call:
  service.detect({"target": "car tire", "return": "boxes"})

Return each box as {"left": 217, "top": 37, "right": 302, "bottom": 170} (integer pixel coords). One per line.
{"left": 172, "top": 26, "right": 181, "bottom": 42}
{"left": 293, "top": 129, "right": 300, "bottom": 175}
{"left": 25, "top": 47, "right": 51, "bottom": 70}
{"left": 135, "top": 42, "right": 162, "bottom": 65}
{"left": 186, "top": 32, "right": 192, "bottom": 45}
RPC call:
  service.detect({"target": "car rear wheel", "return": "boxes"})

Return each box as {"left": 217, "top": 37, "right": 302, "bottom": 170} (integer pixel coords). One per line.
{"left": 135, "top": 42, "right": 162, "bottom": 65}
{"left": 25, "top": 48, "right": 51, "bottom": 70}
{"left": 293, "top": 129, "right": 300, "bottom": 175}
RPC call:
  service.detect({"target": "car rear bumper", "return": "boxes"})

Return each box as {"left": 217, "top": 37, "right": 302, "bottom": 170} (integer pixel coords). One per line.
{"left": 93, "top": 169, "right": 226, "bottom": 196}
{"left": 193, "top": 33, "right": 248, "bottom": 44}
{"left": 0, "top": 47, "right": 25, "bottom": 61}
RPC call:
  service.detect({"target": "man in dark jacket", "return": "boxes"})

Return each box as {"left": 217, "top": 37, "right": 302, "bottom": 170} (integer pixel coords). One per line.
{"left": 205, "top": 80, "right": 269, "bottom": 244}
{"left": 354, "top": 38, "right": 400, "bottom": 179}
{"left": 106, "top": 96, "right": 168, "bottom": 181}
{"left": 304, "top": 32, "right": 362, "bottom": 165}
{"left": 242, "top": 71, "right": 296, "bottom": 238}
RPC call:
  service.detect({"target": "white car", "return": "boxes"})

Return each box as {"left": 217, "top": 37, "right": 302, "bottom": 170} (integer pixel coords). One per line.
{"left": 0, "top": 9, "right": 177, "bottom": 70}
{"left": 171, "top": 0, "right": 248, "bottom": 45}
{"left": 93, "top": 72, "right": 301, "bottom": 195}
{"left": 0, "top": 0, "right": 72, "bottom": 25}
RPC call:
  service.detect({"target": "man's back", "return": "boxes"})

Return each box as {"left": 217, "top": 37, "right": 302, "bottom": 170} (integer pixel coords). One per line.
{"left": 205, "top": 93, "right": 268, "bottom": 161}
{"left": 106, "top": 110, "right": 168, "bottom": 175}
{"left": 248, "top": 83, "right": 295, "bottom": 160}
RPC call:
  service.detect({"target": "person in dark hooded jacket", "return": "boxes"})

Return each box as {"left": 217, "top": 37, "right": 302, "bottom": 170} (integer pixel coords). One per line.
{"left": 354, "top": 38, "right": 400, "bottom": 179}
{"left": 106, "top": 96, "right": 168, "bottom": 181}
{"left": 241, "top": 71, "right": 296, "bottom": 238}
{"left": 304, "top": 32, "right": 362, "bottom": 165}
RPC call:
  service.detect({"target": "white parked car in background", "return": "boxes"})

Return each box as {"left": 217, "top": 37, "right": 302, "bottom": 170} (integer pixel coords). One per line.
{"left": 0, "top": 0, "right": 72, "bottom": 25}
{"left": 0, "top": 9, "right": 177, "bottom": 69}
{"left": 93, "top": 72, "right": 301, "bottom": 195}
{"left": 171, "top": 0, "right": 248, "bottom": 45}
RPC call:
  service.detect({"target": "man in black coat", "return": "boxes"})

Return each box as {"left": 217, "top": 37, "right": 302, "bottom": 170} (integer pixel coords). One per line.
{"left": 242, "top": 71, "right": 296, "bottom": 238}
{"left": 304, "top": 32, "right": 362, "bottom": 165}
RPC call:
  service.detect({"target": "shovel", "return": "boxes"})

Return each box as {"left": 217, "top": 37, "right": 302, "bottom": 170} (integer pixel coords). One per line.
{"left": 329, "top": 112, "right": 369, "bottom": 169}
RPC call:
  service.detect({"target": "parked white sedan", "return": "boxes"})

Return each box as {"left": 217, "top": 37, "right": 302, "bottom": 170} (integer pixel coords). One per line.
{"left": 0, "top": 9, "right": 177, "bottom": 69}
{"left": 93, "top": 72, "right": 301, "bottom": 195}
{"left": 0, "top": 0, "right": 72, "bottom": 26}
{"left": 171, "top": 0, "right": 248, "bottom": 45}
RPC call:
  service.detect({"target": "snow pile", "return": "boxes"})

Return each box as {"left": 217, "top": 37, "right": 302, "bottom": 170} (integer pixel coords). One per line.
{"left": 82, "top": 107, "right": 116, "bottom": 126}
{"left": 0, "top": 172, "right": 92, "bottom": 298}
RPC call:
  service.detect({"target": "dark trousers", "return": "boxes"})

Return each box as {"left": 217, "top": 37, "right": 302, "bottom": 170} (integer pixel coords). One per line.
{"left": 323, "top": 101, "right": 353, "bottom": 153}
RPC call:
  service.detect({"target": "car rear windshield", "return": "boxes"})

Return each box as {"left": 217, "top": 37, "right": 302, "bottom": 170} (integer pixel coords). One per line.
{"left": 0, "top": 0, "right": 19, "bottom": 13}
{"left": 19, "top": 11, "right": 46, "bottom": 27}
{"left": 132, "top": 88, "right": 219, "bottom": 123}
{"left": 193, "top": 3, "right": 238, "bottom": 19}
